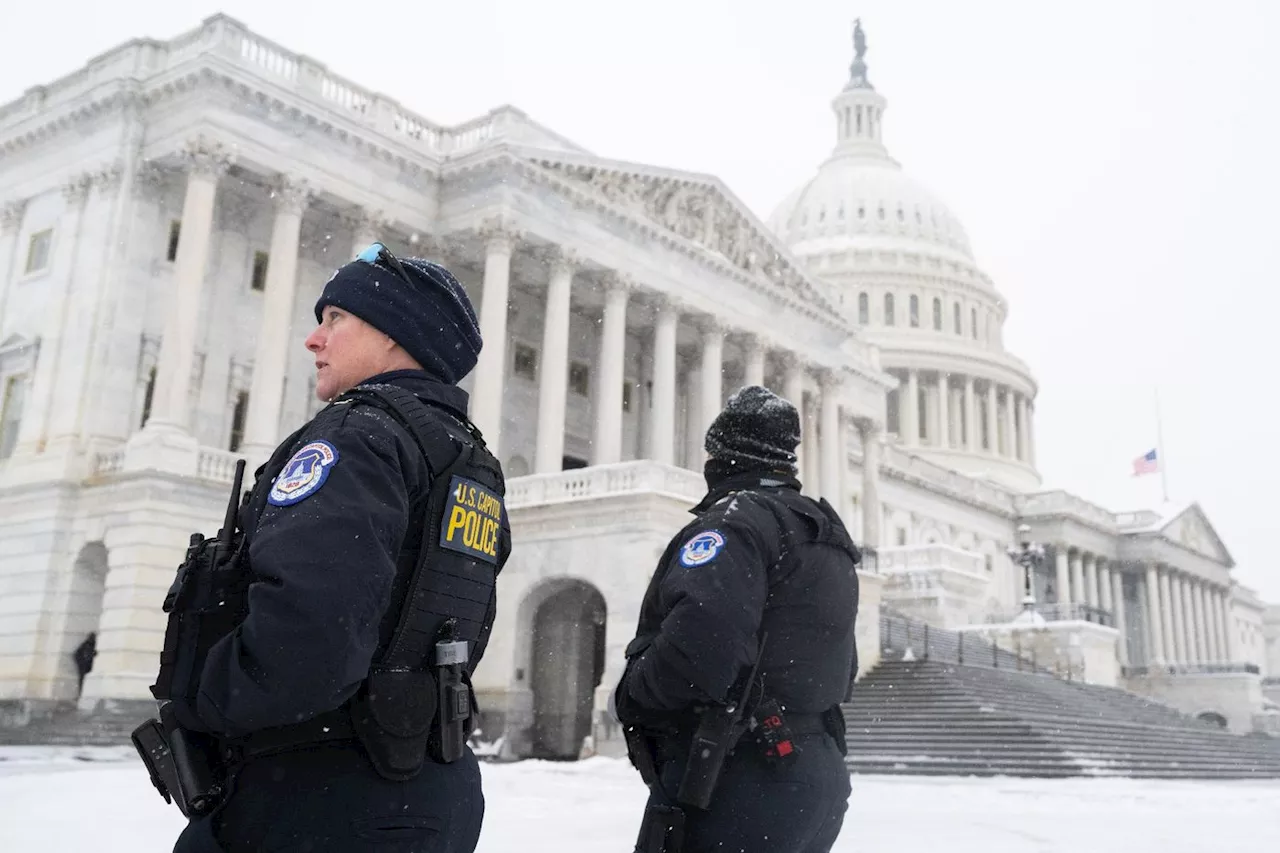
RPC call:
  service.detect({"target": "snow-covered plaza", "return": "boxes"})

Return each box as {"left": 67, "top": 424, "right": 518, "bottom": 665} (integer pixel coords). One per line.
{"left": 1, "top": 746, "right": 1277, "bottom": 852}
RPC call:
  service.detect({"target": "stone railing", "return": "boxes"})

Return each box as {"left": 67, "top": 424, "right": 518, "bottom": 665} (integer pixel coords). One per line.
{"left": 874, "top": 544, "right": 987, "bottom": 576}
{"left": 1015, "top": 490, "right": 1116, "bottom": 531}
{"left": 506, "top": 461, "right": 704, "bottom": 510}
{"left": 1121, "top": 662, "right": 1262, "bottom": 677}
{"left": 879, "top": 444, "right": 1015, "bottom": 513}
{"left": 988, "top": 603, "right": 1115, "bottom": 628}
{"left": 0, "top": 14, "right": 589, "bottom": 161}
{"left": 197, "top": 448, "right": 243, "bottom": 484}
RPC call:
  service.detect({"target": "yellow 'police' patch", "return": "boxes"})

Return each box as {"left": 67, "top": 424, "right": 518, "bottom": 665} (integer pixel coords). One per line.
{"left": 439, "top": 476, "right": 503, "bottom": 565}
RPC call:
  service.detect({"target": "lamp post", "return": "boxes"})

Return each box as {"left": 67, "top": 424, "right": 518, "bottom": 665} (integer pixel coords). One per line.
{"left": 1006, "top": 524, "right": 1046, "bottom": 625}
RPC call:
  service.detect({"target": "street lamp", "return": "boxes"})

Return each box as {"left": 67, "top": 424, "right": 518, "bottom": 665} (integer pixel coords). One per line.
{"left": 1006, "top": 524, "right": 1046, "bottom": 624}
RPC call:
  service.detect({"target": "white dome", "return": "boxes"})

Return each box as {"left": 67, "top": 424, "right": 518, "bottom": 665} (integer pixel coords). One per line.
{"left": 768, "top": 155, "right": 975, "bottom": 264}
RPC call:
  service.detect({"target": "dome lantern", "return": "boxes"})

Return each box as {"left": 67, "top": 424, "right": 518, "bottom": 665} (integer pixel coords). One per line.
{"left": 832, "top": 19, "right": 891, "bottom": 161}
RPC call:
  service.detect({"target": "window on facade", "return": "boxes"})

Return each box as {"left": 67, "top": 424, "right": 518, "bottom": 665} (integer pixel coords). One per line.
{"left": 886, "top": 389, "right": 901, "bottom": 436}
{"left": 622, "top": 381, "right": 634, "bottom": 413}
{"left": 228, "top": 391, "right": 249, "bottom": 452}
{"left": 139, "top": 366, "right": 157, "bottom": 428}
{"left": 0, "top": 374, "right": 29, "bottom": 459}
{"left": 981, "top": 404, "right": 991, "bottom": 450}
{"left": 250, "top": 250, "right": 270, "bottom": 292}
{"left": 985, "top": 555, "right": 994, "bottom": 573}
{"left": 953, "top": 303, "right": 962, "bottom": 334}
{"left": 569, "top": 362, "right": 590, "bottom": 397}
{"left": 856, "top": 106, "right": 863, "bottom": 134}
{"left": 513, "top": 344, "right": 538, "bottom": 381}
{"left": 166, "top": 220, "right": 182, "bottom": 262}
{"left": 857, "top": 292, "right": 869, "bottom": 324}
{"left": 918, "top": 386, "right": 929, "bottom": 440}
{"left": 896, "top": 529, "right": 907, "bottom": 547}
{"left": 971, "top": 307, "right": 979, "bottom": 340}
{"left": 884, "top": 293, "right": 895, "bottom": 326}
{"left": 877, "top": 206, "right": 885, "bottom": 221}
{"left": 932, "top": 298, "right": 943, "bottom": 330}
{"left": 857, "top": 206, "right": 865, "bottom": 220}
{"left": 25, "top": 229, "right": 52, "bottom": 274}
{"left": 909, "top": 295, "right": 920, "bottom": 328}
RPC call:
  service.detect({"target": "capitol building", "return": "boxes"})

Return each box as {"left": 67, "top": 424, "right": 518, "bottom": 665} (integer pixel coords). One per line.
{"left": 0, "top": 14, "right": 1276, "bottom": 759}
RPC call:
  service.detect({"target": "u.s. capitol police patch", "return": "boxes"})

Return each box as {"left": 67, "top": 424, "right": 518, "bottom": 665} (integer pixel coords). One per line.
{"left": 679, "top": 530, "right": 726, "bottom": 568}
{"left": 268, "top": 440, "right": 339, "bottom": 507}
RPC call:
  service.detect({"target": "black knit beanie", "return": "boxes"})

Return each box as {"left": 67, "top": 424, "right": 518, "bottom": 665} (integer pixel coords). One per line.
{"left": 704, "top": 385, "right": 802, "bottom": 477}
{"left": 314, "top": 255, "right": 482, "bottom": 384}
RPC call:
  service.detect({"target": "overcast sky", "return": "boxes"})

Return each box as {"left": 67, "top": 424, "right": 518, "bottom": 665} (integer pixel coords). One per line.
{"left": 3, "top": 1, "right": 1277, "bottom": 603}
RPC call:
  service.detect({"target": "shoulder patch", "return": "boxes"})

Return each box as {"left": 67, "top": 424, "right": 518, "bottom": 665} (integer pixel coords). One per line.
{"left": 439, "top": 475, "right": 504, "bottom": 565}
{"left": 268, "top": 440, "right": 340, "bottom": 507}
{"left": 678, "top": 529, "right": 726, "bottom": 568}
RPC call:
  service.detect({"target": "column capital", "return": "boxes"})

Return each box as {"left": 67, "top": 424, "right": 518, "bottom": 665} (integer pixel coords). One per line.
{"left": 181, "top": 135, "right": 234, "bottom": 180}
{"left": 735, "top": 330, "right": 765, "bottom": 352}
{"left": 478, "top": 216, "right": 520, "bottom": 253}
{"left": 542, "top": 245, "right": 580, "bottom": 277}
{"left": 269, "top": 174, "right": 312, "bottom": 215}
{"left": 692, "top": 314, "right": 730, "bottom": 338}
{"left": 776, "top": 350, "right": 809, "bottom": 374}
{"left": 343, "top": 206, "right": 391, "bottom": 247}
{"left": 646, "top": 291, "right": 684, "bottom": 317}
{"left": 600, "top": 270, "right": 638, "bottom": 296}
{"left": 92, "top": 161, "right": 124, "bottom": 194}
{"left": 0, "top": 199, "right": 26, "bottom": 233}
{"left": 62, "top": 172, "right": 94, "bottom": 205}
{"left": 409, "top": 231, "right": 451, "bottom": 260}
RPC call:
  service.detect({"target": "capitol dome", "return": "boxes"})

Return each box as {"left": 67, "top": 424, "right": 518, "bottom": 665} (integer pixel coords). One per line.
{"left": 768, "top": 22, "right": 1041, "bottom": 493}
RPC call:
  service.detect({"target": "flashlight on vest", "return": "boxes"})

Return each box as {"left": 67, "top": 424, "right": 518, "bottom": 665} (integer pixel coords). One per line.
{"left": 435, "top": 618, "right": 470, "bottom": 763}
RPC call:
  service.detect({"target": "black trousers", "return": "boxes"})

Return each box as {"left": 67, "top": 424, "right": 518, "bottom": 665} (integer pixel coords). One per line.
{"left": 646, "top": 732, "right": 851, "bottom": 853}
{"left": 173, "top": 743, "right": 484, "bottom": 853}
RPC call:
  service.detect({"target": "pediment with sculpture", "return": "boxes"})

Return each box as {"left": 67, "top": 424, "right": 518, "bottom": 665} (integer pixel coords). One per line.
{"left": 522, "top": 154, "right": 842, "bottom": 319}
{"left": 1157, "top": 503, "right": 1233, "bottom": 566}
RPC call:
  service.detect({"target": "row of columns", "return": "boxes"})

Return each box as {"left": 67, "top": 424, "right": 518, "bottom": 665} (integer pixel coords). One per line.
{"left": 465, "top": 228, "right": 884, "bottom": 547}
{"left": 896, "top": 369, "right": 1034, "bottom": 465}
{"left": 1142, "top": 565, "right": 1234, "bottom": 666}
{"left": 1051, "top": 548, "right": 1129, "bottom": 663}
{"left": 25, "top": 136, "right": 887, "bottom": 548}
{"left": 135, "top": 139, "right": 391, "bottom": 469}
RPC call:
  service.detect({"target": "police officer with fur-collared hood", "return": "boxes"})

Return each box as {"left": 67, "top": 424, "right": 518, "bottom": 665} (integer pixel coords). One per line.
{"left": 154, "top": 242, "right": 510, "bottom": 853}
{"left": 614, "top": 385, "right": 859, "bottom": 853}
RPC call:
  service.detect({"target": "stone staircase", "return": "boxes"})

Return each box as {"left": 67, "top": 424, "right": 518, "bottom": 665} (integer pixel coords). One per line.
{"left": 0, "top": 699, "right": 153, "bottom": 747}
{"left": 842, "top": 610, "right": 1280, "bottom": 779}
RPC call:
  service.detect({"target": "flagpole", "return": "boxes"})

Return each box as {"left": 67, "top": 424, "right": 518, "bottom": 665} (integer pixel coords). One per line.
{"left": 1155, "top": 386, "right": 1169, "bottom": 503}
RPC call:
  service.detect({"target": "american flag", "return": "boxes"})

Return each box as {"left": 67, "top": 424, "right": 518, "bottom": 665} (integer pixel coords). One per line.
{"left": 1132, "top": 448, "right": 1159, "bottom": 476}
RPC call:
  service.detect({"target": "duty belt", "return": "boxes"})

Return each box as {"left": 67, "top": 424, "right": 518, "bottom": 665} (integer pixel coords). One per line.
{"left": 219, "top": 709, "right": 356, "bottom": 765}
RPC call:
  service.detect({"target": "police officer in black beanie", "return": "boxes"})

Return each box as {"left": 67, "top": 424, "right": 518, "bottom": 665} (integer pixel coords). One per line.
{"left": 614, "top": 385, "right": 860, "bottom": 853}
{"left": 166, "top": 243, "right": 510, "bottom": 853}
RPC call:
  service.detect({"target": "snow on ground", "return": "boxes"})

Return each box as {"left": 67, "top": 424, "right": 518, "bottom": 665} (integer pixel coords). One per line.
{"left": 2, "top": 746, "right": 1279, "bottom": 852}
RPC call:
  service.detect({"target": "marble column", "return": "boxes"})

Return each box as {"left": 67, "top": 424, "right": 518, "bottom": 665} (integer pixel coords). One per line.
{"left": 1219, "top": 590, "right": 1236, "bottom": 663}
{"left": 241, "top": 176, "right": 310, "bottom": 465}
{"left": 1208, "top": 587, "right": 1225, "bottom": 662}
{"left": 592, "top": 275, "right": 631, "bottom": 465}
{"left": 1161, "top": 570, "right": 1182, "bottom": 664}
{"left": 858, "top": 421, "right": 882, "bottom": 548}
{"left": 1016, "top": 395, "right": 1029, "bottom": 463}
{"left": 648, "top": 296, "right": 679, "bottom": 465}
{"left": 684, "top": 364, "right": 702, "bottom": 469}
{"left": 470, "top": 224, "right": 515, "bottom": 452}
{"left": 1026, "top": 403, "right": 1037, "bottom": 467}
{"left": 1055, "top": 548, "right": 1071, "bottom": 607}
{"left": 534, "top": 250, "right": 576, "bottom": 474}
{"left": 1146, "top": 565, "right": 1165, "bottom": 664}
{"left": 963, "top": 376, "right": 978, "bottom": 452}
{"left": 743, "top": 334, "right": 766, "bottom": 388}
{"left": 1069, "top": 551, "right": 1085, "bottom": 607}
{"left": 1110, "top": 567, "right": 1129, "bottom": 665}
{"left": 1002, "top": 390, "right": 1017, "bottom": 458}
{"left": 985, "top": 382, "right": 998, "bottom": 454}
{"left": 348, "top": 207, "right": 387, "bottom": 256}
{"left": 783, "top": 355, "right": 806, "bottom": 481}
{"left": 1098, "top": 560, "right": 1112, "bottom": 613}
{"left": 819, "top": 372, "right": 842, "bottom": 504}
{"left": 145, "top": 141, "right": 231, "bottom": 435}
{"left": 1177, "top": 576, "right": 1195, "bottom": 663}
{"left": 698, "top": 319, "right": 725, "bottom": 460}
{"left": 1192, "top": 581, "right": 1209, "bottom": 663}
{"left": 12, "top": 174, "right": 93, "bottom": 455}
{"left": 1085, "top": 554, "right": 1100, "bottom": 609}
{"left": 0, "top": 200, "right": 28, "bottom": 348}
{"left": 936, "top": 373, "right": 950, "bottom": 449}
{"left": 904, "top": 370, "right": 920, "bottom": 447}
{"left": 802, "top": 393, "right": 821, "bottom": 494}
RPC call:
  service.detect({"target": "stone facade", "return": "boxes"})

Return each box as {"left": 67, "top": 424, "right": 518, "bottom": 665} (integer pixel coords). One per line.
{"left": 0, "top": 15, "right": 1274, "bottom": 753}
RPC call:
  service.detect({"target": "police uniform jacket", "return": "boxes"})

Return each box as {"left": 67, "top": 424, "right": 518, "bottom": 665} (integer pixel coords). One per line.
{"left": 168, "top": 369, "right": 510, "bottom": 738}
{"left": 620, "top": 471, "right": 859, "bottom": 723}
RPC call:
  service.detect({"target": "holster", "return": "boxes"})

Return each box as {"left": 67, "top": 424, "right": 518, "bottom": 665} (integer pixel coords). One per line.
{"left": 350, "top": 668, "right": 438, "bottom": 782}
{"left": 634, "top": 802, "right": 686, "bottom": 853}
{"left": 131, "top": 705, "right": 226, "bottom": 817}
{"left": 623, "top": 723, "right": 661, "bottom": 789}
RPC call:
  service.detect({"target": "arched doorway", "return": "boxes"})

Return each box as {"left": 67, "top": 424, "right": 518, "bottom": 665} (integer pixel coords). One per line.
{"left": 66, "top": 542, "right": 109, "bottom": 697}
{"left": 529, "top": 580, "right": 607, "bottom": 759}
{"left": 1197, "top": 711, "right": 1228, "bottom": 729}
